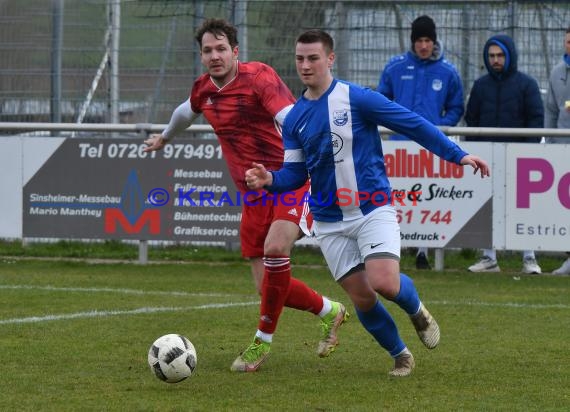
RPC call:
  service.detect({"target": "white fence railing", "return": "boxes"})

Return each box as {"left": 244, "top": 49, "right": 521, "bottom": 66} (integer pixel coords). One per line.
{"left": 1, "top": 122, "right": 570, "bottom": 138}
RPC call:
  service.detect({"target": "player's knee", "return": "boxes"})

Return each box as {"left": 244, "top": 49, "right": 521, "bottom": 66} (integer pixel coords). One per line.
{"left": 369, "top": 273, "right": 400, "bottom": 299}
{"left": 339, "top": 274, "right": 377, "bottom": 311}
{"left": 349, "top": 289, "right": 378, "bottom": 312}
{"left": 263, "top": 240, "right": 291, "bottom": 256}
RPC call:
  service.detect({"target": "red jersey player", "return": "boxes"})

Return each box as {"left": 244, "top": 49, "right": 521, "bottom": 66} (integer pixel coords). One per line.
{"left": 143, "top": 18, "right": 347, "bottom": 372}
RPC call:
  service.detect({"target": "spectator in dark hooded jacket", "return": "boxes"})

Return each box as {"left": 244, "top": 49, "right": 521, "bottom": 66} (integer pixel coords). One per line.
{"left": 465, "top": 33, "right": 544, "bottom": 274}
{"left": 465, "top": 34, "right": 543, "bottom": 143}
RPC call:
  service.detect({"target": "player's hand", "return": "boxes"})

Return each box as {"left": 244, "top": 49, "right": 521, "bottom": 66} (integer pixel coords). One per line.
{"left": 245, "top": 162, "right": 273, "bottom": 189}
{"left": 143, "top": 134, "right": 167, "bottom": 152}
{"left": 460, "top": 155, "right": 491, "bottom": 178}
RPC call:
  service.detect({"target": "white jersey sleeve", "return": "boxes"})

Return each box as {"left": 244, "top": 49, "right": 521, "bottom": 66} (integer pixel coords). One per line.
{"left": 162, "top": 99, "right": 200, "bottom": 141}
{"left": 274, "top": 104, "right": 294, "bottom": 127}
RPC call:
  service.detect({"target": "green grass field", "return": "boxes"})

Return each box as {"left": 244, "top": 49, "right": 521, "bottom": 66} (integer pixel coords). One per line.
{"left": 0, "top": 244, "right": 568, "bottom": 411}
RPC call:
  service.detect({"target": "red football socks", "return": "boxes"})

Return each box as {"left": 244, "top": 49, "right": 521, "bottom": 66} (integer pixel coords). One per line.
{"left": 258, "top": 255, "right": 325, "bottom": 334}
{"left": 258, "top": 255, "right": 291, "bottom": 334}
{"left": 285, "top": 277, "right": 324, "bottom": 314}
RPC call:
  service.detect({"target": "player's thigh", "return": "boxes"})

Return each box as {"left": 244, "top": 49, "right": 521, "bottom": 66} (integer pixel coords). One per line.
{"left": 240, "top": 202, "right": 272, "bottom": 257}
{"left": 355, "top": 207, "right": 401, "bottom": 295}
{"left": 272, "top": 181, "right": 312, "bottom": 237}
{"left": 264, "top": 219, "right": 301, "bottom": 255}
{"left": 314, "top": 222, "right": 362, "bottom": 281}
{"left": 356, "top": 206, "right": 401, "bottom": 261}
{"left": 337, "top": 269, "right": 378, "bottom": 310}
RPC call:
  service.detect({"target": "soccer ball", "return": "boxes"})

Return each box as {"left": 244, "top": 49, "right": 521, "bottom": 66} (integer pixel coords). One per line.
{"left": 147, "top": 334, "right": 197, "bottom": 383}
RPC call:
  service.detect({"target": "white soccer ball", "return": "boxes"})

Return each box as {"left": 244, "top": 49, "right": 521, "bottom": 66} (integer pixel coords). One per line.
{"left": 148, "top": 334, "right": 197, "bottom": 383}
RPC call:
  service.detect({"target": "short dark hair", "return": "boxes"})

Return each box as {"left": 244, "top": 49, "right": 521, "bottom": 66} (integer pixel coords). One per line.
{"left": 566, "top": 26, "right": 570, "bottom": 34}
{"left": 195, "top": 18, "right": 238, "bottom": 49}
{"left": 296, "top": 29, "right": 334, "bottom": 53}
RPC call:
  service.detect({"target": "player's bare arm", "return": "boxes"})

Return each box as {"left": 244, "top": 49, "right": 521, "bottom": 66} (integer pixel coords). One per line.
{"left": 460, "top": 155, "right": 491, "bottom": 178}
{"left": 245, "top": 162, "right": 273, "bottom": 189}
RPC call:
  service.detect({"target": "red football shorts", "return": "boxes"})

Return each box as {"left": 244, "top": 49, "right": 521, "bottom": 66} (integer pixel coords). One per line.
{"left": 240, "top": 181, "right": 312, "bottom": 258}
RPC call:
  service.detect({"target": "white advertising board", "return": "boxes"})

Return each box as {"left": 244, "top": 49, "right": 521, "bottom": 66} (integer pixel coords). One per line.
{"left": 4, "top": 137, "right": 567, "bottom": 252}
{"left": 385, "top": 141, "right": 493, "bottom": 248}
{"left": 504, "top": 144, "right": 570, "bottom": 251}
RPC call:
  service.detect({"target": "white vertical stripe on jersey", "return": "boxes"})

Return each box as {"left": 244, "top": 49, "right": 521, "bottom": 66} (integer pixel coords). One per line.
{"left": 328, "top": 82, "right": 363, "bottom": 220}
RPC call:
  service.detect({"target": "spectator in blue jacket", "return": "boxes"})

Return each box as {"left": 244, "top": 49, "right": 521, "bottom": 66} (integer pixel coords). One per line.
{"left": 465, "top": 33, "right": 544, "bottom": 274}
{"left": 378, "top": 15, "right": 464, "bottom": 270}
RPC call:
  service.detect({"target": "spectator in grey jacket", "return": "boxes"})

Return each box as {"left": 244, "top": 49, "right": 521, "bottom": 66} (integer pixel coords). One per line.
{"left": 546, "top": 27, "right": 570, "bottom": 275}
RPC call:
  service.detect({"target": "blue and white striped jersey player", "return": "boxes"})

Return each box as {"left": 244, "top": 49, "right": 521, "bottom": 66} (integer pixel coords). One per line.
{"left": 246, "top": 29, "right": 490, "bottom": 377}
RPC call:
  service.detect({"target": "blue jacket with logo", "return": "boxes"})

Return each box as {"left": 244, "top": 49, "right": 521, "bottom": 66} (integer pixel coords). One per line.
{"left": 464, "top": 34, "right": 544, "bottom": 143}
{"left": 377, "top": 42, "right": 464, "bottom": 140}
